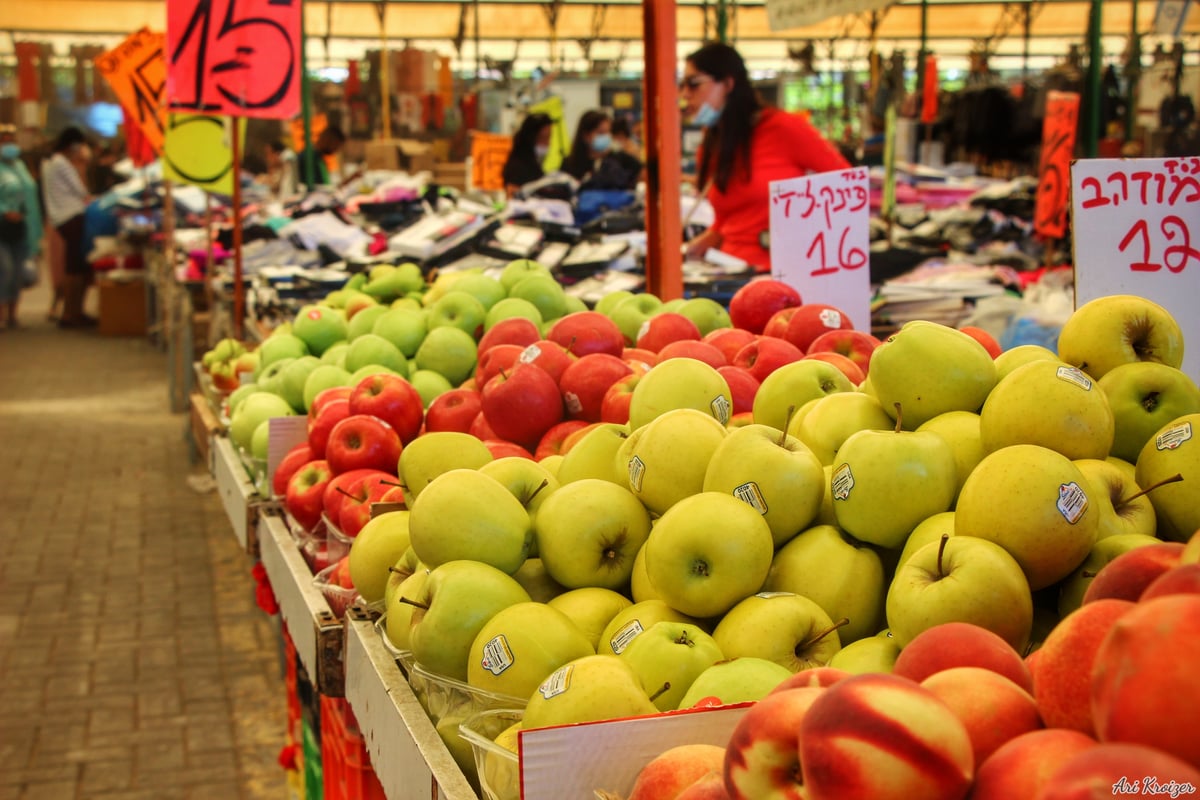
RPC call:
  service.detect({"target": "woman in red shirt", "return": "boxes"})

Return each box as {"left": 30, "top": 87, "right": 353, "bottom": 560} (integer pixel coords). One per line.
{"left": 682, "top": 43, "right": 851, "bottom": 271}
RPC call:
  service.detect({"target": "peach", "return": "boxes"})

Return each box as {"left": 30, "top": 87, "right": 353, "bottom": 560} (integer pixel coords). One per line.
{"left": 967, "top": 729, "right": 1096, "bottom": 800}
{"left": 629, "top": 744, "right": 728, "bottom": 800}
{"left": 798, "top": 673, "right": 974, "bottom": 800}
{"left": 1081, "top": 542, "right": 1184, "bottom": 604}
{"left": 1091, "top": 595, "right": 1200, "bottom": 770}
{"left": 1033, "top": 599, "right": 1135, "bottom": 735}
{"left": 1140, "top": 562, "right": 1200, "bottom": 600}
{"left": 768, "top": 666, "right": 851, "bottom": 695}
{"left": 723, "top": 687, "right": 824, "bottom": 800}
{"left": 677, "top": 771, "right": 731, "bottom": 800}
{"left": 893, "top": 622, "right": 1033, "bottom": 693}
{"left": 1033, "top": 743, "right": 1200, "bottom": 800}
{"left": 921, "top": 667, "right": 1043, "bottom": 765}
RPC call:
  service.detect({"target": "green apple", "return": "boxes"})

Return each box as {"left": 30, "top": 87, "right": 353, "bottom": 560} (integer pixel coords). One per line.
{"left": 1073, "top": 458, "right": 1157, "bottom": 541}
{"left": 384, "top": 568, "right": 429, "bottom": 652}
{"left": 896, "top": 511, "right": 956, "bottom": 569}
{"left": 484, "top": 298, "right": 543, "bottom": 331}
{"left": 562, "top": 294, "right": 587, "bottom": 316}
{"left": 428, "top": 290, "right": 487, "bottom": 338}
{"left": 661, "top": 298, "right": 687, "bottom": 313}
{"left": 547, "top": 588, "right": 632, "bottom": 650}
{"left": 702, "top": 423, "right": 825, "bottom": 548}
{"left": 415, "top": 326, "right": 478, "bottom": 386}
{"left": 793, "top": 391, "right": 894, "bottom": 466}
{"left": 763, "top": 524, "right": 885, "bottom": 644}
{"left": 291, "top": 305, "right": 347, "bottom": 356}
{"left": 257, "top": 357, "right": 294, "bottom": 398}
{"left": 828, "top": 633, "right": 901, "bottom": 674}
{"left": 916, "top": 411, "right": 985, "bottom": 502}
{"left": 344, "top": 292, "right": 379, "bottom": 323}
{"left": 956, "top": 444, "right": 1099, "bottom": 589}
{"left": 813, "top": 464, "right": 836, "bottom": 526}
{"left": 409, "top": 469, "right": 533, "bottom": 574}
{"left": 538, "top": 454, "right": 563, "bottom": 479}
{"left": 349, "top": 510, "right": 413, "bottom": 604}
{"left": 479, "top": 457, "right": 560, "bottom": 519}
{"left": 227, "top": 382, "right": 259, "bottom": 416}
{"left": 302, "top": 364, "right": 353, "bottom": 410}
{"left": 323, "top": 289, "right": 351, "bottom": 309}
{"left": 980, "top": 360, "right": 1115, "bottom": 460}
{"left": 610, "top": 294, "right": 665, "bottom": 345}
{"left": 831, "top": 425, "right": 957, "bottom": 550}
{"left": 384, "top": 548, "right": 422, "bottom": 610}
{"left": 499, "top": 259, "right": 551, "bottom": 291}
{"left": 319, "top": 342, "right": 349, "bottom": 367}
{"left": 994, "top": 344, "right": 1059, "bottom": 381}
{"left": 511, "top": 559, "right": 567, "bottom": 603}
{"left": 278, "top": 355, "right": 321, "bottom": 412}
{"left": 675, "top": 658, "right": 795, "bottom": 709}
{"left": 408, "top": 560, "right": 531, "bottom": 681}
{"left": 449, "top": 273, "right": 507, "bottom": 310}
{"left": 630, "top": 544, "right": 659, "bottom": 603}
{"left": 678, "top": 297, "right": 732, "bottom": 336}
{"left": 1135, "top": 413, "right": 1200, "bottom": 541}
{"left": 1098, "top": 361, "right": 1200, "bottom": 463}
{"left": 713, "top": 592, "right": 843, "bottom": 671}
{"left": 508, "top": 275, "right": 567, "bottom": 322}
{"left": 349, "top": 364, "right": 400, "bottom": 386}
{"left": 372, "top": 308, "right": 428, "bottom": 358}
{"left": 618, "top": 621, "right": 724, "bottom": 711}
{"left": 230, "top": 391, "right": 295, "bottom": 451}
{"left": 556, "top": 423, "right": 630, "bottom": 485}
{"left": 348, "top": 303, "right": 388, "bottom": 339}
{"left": 752, "top": 360, "right": 855, "bottom": 433}
{"left": 522, "top": 655, "right": 656, "bottom": 729}
{"left": 597, "top": 599, "right": 702, "bottom": 657}
{"left": 594, "top": 289, "right": 635, "bottom": 317}
{"left": 250, "top": 419, "right": 270, "bottom": 462}
{"left": 535, "top": 479, "right": 651, "bottom": 590}
{"left": 624, "top": 409, "right": 727, "bottom": 515}
{"left": 392, "top": 296, "right": 423, "bottom": 312}
{"left": 886, "top": 534, "right": 1034, "bottom": 651}
{"left": 398, "top": 432, "right": 493, "bottom": 503}
{"left": 258, "top": 333, "right": 309, "bottom": 368}
{"left": 344, "top": 333, "right": 408, "bottom": 376}
{"left": 628, "top": 358, "right": 732, "bottom": 430}
{"left": 466, "top": 602, "right": 594, "bottom": 700}
{"left": 644, "top": 492, "right": 775, "bottom": 618}
{"left": 364, "top": 262, "right": 425, "bottom": 303}
{"left": 409, "top": 369, "right": 454, "bottom": 407}
{"left": 1057, "top": 294, "right": 1184, "bottom": 380}
{"left": 870, "top": 321, "right": 997, "bottom": 429}
{"left": 1056, "top": 532, "right": 1162, "bottom": 617}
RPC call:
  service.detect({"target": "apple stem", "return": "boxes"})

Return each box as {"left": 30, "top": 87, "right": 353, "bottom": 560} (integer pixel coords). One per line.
{"left": 336, "top": 486, "right": 365, "bottom": 504}
{"left": 780, "top": 404, "right": 797, "bottom": 445}
{"left": 893, "top": 403, "right": 903, "bottom": 433}
{"left": 647, "top": 682, "right": 672, "bottom": 703}
{"left": 565, "top": 336, "right": 577, "bottom": 354}
{"left": 797, "top": 618, "right": 850, "bottom": 654}
{"left": 674, "top": 632, "right": 694, "bottom": 647}
{"left": 1081, "top": 570, "right": 1097, "bottom": 578}
{"left": 387, "top": 566, "right": 405, "bottom": 575}
{"left": 526, "top": 478, "right": 550, "bottom": 503}
{"left": 499, "top": 368, "right": 509, "bottom": 381}
{"left": 1117, "top": 472, "right": 1183, "bottom": 506}
{"left": 936, "top": 533, "right": 950, "bottom": 580}
{"left": 397, "top": 597, "right": 430, "bottom": 611}
{"left": 380, "top": 479, "right": 406, "bottom": 489}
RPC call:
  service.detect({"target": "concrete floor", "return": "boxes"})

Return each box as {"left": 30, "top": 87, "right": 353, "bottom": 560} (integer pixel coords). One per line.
{"left": 0, "top": 279, "right": 288, "bottom": 799}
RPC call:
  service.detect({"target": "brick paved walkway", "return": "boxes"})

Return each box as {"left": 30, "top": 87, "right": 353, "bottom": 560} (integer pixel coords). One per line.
{"left": 0, "top": 283, "right": 287, "bottom": 799}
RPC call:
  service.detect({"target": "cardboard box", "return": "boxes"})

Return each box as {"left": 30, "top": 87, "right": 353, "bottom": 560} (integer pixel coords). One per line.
{"left": 364, "top": 138, "right": 436, "bottom": 174}
{"left": 97, "top": 274, "right": 147, "bottom": 336}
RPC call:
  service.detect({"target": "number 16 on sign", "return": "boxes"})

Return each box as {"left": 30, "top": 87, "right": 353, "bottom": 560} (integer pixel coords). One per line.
{"left": 769, "top": 168, "right": 872, "bottom": 332}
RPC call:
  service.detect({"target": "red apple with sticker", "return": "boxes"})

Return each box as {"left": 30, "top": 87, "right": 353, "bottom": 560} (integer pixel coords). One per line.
{"left": 518, "top": 339, "right": 575, "bottom": 383}
{"left": 348, "top": 373, "right": 423, "bottom": 444}
{"left": 273, "top": 442, "right": 315, "bottom": 498}
{"left": 482, "top": 362, "right": 565, "bottom": 450}
{"left": 732, "top": 337, "right": 806, "bottom": 383}
{"left": 559, "top": 353, "right": 634, "bottom": 423}
{"left": 784, "top": 303, "right": 854, "bottom": 353}
{"left": 424, "top": 388, "right": 482, "bottom": 434}
{"left": 286, "top": 459, "right": 333, "bottom": 531}
{"left": 547, "top": 310, "right": 625, "bottom": 358}
{"left": 729, "top": 279, "right": 802, "bottom": 335}
{"left": 307, "top": 397, "right": 351, "bottom": 458}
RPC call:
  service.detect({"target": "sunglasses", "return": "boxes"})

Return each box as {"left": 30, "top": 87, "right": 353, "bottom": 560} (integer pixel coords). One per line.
{"left": 679, "top": 75, "right": 712, "bottom": 92}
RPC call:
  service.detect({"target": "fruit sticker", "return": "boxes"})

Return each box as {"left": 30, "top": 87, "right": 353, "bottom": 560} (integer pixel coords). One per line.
{"left": 628, "top": 456, "right": 646, "bottom": 492}
{"left": 754, "top": 591, "right": 795, "bottom": 599}
{"left": 480, "top": 634, "right": 515, "bottom": 676}
{"left": 832, "top": 463, "right": 855, "bottom": 501}
{"left": 308, "top": 309, "right": 322, "bottom": 320}
{"left": 538, "top": 664, "right": 572, "bottom": 699}
{"left": 1156, "top": 421, "right": 1193, "bottom": 451}
{"left": 1055, "top": 366, "right": 1093, "bottom": 391}
{"left": 637, "top": 320, "right": 652, "bottom": 342}
{"left": 733, "top": 481, "right": 769, "bottom": 515}
{"left": 1057, "top": 482, "right": 1089, "bottom": 524}
{"left": 519, "top": 344, "right": 542, "bottom": 364}
{"left": 564, "top": 392, "right": 583, "bottom": 415}
{"left": 710, "top": 395, "right": 731, "bottom": 425}
{"left": 609, "top": 619, "right": 645, "bottom": 654}
{"left": 819, "top": 308, "right": 843, "bottom": 329}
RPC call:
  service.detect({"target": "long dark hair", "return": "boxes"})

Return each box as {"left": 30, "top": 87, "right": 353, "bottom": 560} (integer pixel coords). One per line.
{"left": 689, "top": 42, "right": 764, "bottom": 193}
{"left": 512, "top": 112, "right": 552, "bottom": 156}
{"left": 54, "top": 126, "right": 87, "bottom": 154}
{"left": 563, "top": 109, "right": 609, "bottom": 179}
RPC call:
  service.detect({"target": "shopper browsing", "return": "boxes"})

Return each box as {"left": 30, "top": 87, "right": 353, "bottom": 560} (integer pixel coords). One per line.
{"left": 561, "top": 110, "right": 641, "bottom": 191}
{"left": 501, "top": 112, "right": 554, "bottom": 197}
{"left": 43, "top": 126, "right": 93, "bottom": 328}
{"left": 682, "top": 42, "right": 851, "bottom": 271}
{"left": 296, "top": 125, "right": 346, "bottom": 189}
{"left": 0, "top": 126, "right": 42, "bottom": 330}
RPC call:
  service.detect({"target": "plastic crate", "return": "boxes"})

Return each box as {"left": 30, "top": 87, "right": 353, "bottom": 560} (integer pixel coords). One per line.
{"left": 302, "top": 717, "right": 323, "bottom": 800}
{"left": 320, "top": 695, "right": 386, "bottom": 800}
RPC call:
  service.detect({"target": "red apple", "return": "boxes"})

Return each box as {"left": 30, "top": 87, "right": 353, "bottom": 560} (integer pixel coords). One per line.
{"left": 330, "top": 555, "right": 355, "bottom": 589}
{"left": 968, "top": 729, "right": 1097, "bottom": 800}
{"left": 629, "top": 744, "right": 727, "bottom": 800}
{"left": 601, "top": 372, "right": 641, "bottom": 424}
{"left": 476, "top": 344, "right": 525, "bottom": 389}
{"left": 729, "top": 279, "right": 802, "bottom": 335}
{"left": 806, "top": 328, "right": 881, "bottom": 374}
{"left": 459, "top": 377, "right": 478, "bottom": 392}
{"left": 803, "top": 351, "right": 865, "bottom": 385}
{"left": 636, "top": 312, "right": 702, "bottom": 353}
{"left": 307, "top": 397, "right": 351, "bottom": 458}
{"left": 1082, "top": 542, "right": 1184, "bottom": 604}
{"left": 716, "top": 366, "right": 760, "bottom": 416}
{"left": 478, "top": 316, "right": 542, "bottom": 355}
{"left": 273, "top": 442, "right": 315, "bottom": 498}
{"left": 424, "top": 388, "right": 483, "bottom": 434}
{"left": 481, "top": 363, "right": 566, "bottom": 450}
{"left": 337, "top": 472, "right": 395, "bottom": 538}
{"left": 892, "top": 622, "right": 1034, "bottom": 693}
{"left": 622, "top": 348, "right": 659, "bottom": 370}
{"left": 470, "top": 410, "right": 500, "bottom": 441}
{"left": 1036, "top": 743, "right": 1200, "bottom": 800}
{"left": 559, "top": 353, "right": 634, "bottom": 423}
{"left": 534, "top": 420, "right": 591, "bottom": 461}
{"left": 348, "top": 373, "right": 424, "bottom": 445}
{"left": 483, "top": 440, "right": 534, "bottom": 460}
{"left": 325, "top": 415, "right": 402, "bottom": 475}
{"left": 731, "top": 337, "right": 805, "bottom": 383}
{"left": 727, "top": 411, "right": 755, "bottom": 428}
{"left": 658, "top": 340, "right": 728, "bottom": 369}
{"left": 322, "top": 467, "right": 386, "bottom": 525}
{"left": 761, "top": 306, "right": 800, "bottom": 340}
{"left": 285, "top": 459, "right": 333, "bottom": 532}
{"left": 518, "top": 339, "right": 575, "bottom": 383}
{"left": 308, "top": 385, "right": 353, "bottom": 421}
{"left": 704, "top": 328, "right": 757, "bottom": 364}
{"left": 1140, "top": 562, "right": 1200, "bottom": 599}
{"left": 921, "top": 667, "right": 1043, "bottom": 766}
{"left": 547, "top": 311, "right": 625, "bottom": 358}
{"left": 783, "top": 303, "right": 854, "bottom": 353}
{"left": 723, "top": 687, "right": 824, "bottom": 800}
{"left": 378, "top": 485, "right": 407, "bottom": 505}
{"left": 959, "top": 326, "right": 1002, "bottom": 358}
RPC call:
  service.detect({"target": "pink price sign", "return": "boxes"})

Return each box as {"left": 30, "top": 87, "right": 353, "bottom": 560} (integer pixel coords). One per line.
{"left": 768, "top": 167, "right": 872, "bottom": 332}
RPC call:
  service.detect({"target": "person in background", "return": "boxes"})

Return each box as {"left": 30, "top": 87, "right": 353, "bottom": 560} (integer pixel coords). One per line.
{"left": 258, "top": 139, "right": 297, "bottom": 197}
{"left": 296, "top": 125, "right": 345, "bottom": 188}
{"left": 501, "top": 112, "right": 553, "bottom": 197}
{"left": 0, "top": 125, "right": 43, "bottom": 330}
{"left": 561, "top": 109, "right": 641, "bottom": 191}
{"left": 682, "top": 42, "right": 851, "bottom": 270}
{"left": 611, "top": 117, "right": 643, "bottom": 160}
{"left": 43, "top": 126, "right": 94, "bottom": 328}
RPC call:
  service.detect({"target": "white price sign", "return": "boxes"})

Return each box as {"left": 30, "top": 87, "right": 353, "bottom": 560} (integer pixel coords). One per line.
{"left": 1071, "top": 157, "right": 1200, "bottom": 382}
{"left": 769, "top": 167, "right": 872, "bottom": 332}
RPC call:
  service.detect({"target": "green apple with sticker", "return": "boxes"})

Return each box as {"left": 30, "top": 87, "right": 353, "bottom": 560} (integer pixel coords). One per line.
{"left": 627, "top": 357, "right": 732, "bottom": 430}
{"left": 466, "top": 602, "right": 594, "bottom": 700}
{"left": 623, "top": 409, "right": 727, "bottom": 516}
{"left": 1135, "top": 413, "right": 1200, "bottom": 541}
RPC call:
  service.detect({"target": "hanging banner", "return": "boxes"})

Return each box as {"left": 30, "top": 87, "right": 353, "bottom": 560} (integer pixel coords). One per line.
{"left": 166, "top": 0, "right": 301, "bottom": 119}
{"left": 1153, "top": 0, "right": 1193, "bottom": 35}
{"left": 1033, "top": 91, "right": 1081, "bottom": 240}
{"left": 766, "top": 0, "right": 896, "bottom": 30}
{"left": 1071, "top": 157, "right": 1200, "bottom": 382}
{"left": 162, "top": 113, "right": 246, "bottom": 196}
{"left": 470, "top": 132, "right": 513, "bottom": 192}
{"left": 769, "top": 167, "right": 873, "bottom": 332}
{"left": 94, "top": 28, "right": 168, "bottom": 155}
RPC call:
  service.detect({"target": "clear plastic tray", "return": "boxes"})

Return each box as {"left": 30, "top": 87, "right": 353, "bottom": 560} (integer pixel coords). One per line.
{"left": 374, "top": 614, "right": 416, "bottom": 676}
{"left": 407, "top": 661, "right": 527, "bottom": 726}
{"left": 312, "top": 562, "right": 360, "bottom": 618}
{"left": 459, "top": 708, "right": 524, "bottom": 800}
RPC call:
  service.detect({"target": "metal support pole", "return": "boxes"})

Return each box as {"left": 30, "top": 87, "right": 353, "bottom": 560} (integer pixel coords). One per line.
{"left": 301, "top": 7, "right": 316, "bottom": 189}
{"left": 1084, "top": 0, "right": 1103, "bottom": 157}
{"left": 377, "top": 2, "right": 391, "bottom": 140}
{"left": 1125, "top": 0, "right": 1140, "bottom": 141}
{"left": 642, "top": 0, "right": 682, "bottom": 301}
{"left": 231, "top": 119, "right": 244, "bottom": 341}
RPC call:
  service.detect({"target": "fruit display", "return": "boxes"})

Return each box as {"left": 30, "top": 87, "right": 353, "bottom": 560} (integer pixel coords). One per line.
{"left": 238, "top": 269, "right": 1198, "bottom": 799}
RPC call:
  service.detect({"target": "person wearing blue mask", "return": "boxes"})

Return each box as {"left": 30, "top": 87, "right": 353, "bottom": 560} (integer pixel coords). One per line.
{"left": 0, "top": 125, "right": 43, "bottom": 329}
{"left": 682, "top": 42, "right": 850, "bottom": 270}
{"left": 562, "top": 109, "right": 641, "bottom": 191}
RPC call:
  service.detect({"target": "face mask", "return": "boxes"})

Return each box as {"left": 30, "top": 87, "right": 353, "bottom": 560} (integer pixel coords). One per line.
{"left": 0, "top": 144, "right": 19, "bottom": 161}
{"left": 535, "top": 145, "right": 549, "bottom": 161}
{"left": 591, "top": 133, "right": 613, "bottom": 153}
{"left": 692, "top": 103, "right": 723, "bottom": 129}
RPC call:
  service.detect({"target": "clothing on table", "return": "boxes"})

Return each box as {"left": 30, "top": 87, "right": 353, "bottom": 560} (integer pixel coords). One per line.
{"left": 295, "top": 147, "right": 330, "bottom": 188}
{"left": 0, "top": 155, "right": 43, "bottom": 262}
{"left": 42, "top": 152, "right": 89, "bottom": 228}
{"left": 561, "top": 151, "right": 642, "bottom": 191}
{"left": 501, "top": 149, "right": 545, "bottom": 190}
{"left": 703, "top": 107, "right": 851, "bottom": 269}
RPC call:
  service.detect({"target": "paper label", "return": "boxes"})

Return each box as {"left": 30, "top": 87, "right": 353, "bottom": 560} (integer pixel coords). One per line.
{"left": 519, "top": 344, "right": 542, "bottom": 364}
{"left": 1056, "top": 365, "right": 1093, "bottom": 391}
{"left": 637, "top": 320, "right": 652, "bottom": 343}
{"left": 832, "top": 463, "right": 855, "bottom": 501}
{"left": 710, "top": 395, "right": 732, "bottom": 425}
{"left": 733, "top": 481, "right": 769, "bottom": 515}
{"left": 609, "top": 620, "right": 645, "bottom": 655}
{"left": 628, "top": 456, "right": 645, "bottom": 493}
{"left": 754, "top": 591, "right": 795, "bottom": 599}
{"left": 1057, "top": 482, "right": 1090, "bottom": 524}
{"left": 480, "top": 634, "right": 515, "bottom": 676}
{"left": 538, "top": 664, "right": 572, "bottom": 699}
{"left": 819, "top": 308, "right": 843, "bottom": 329}
{"left": 1156, "top": 421, "right": 1193, "bottom": 451}
{"left": 564, "top": 392, "right": 583, "bottom": 415}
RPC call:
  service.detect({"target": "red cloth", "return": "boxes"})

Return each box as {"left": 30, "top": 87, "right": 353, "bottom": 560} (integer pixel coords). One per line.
{"left": 704, "top": 108, "right": 851, "bottom": 270}
{"left": 15, "top": 43, "right": 40, "bottom": 102}
{"left": 921, "top": 55, "right": 939, "bottom": 125}
{"left": 252, "top": 562, "right": 279, "bottom": 615}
